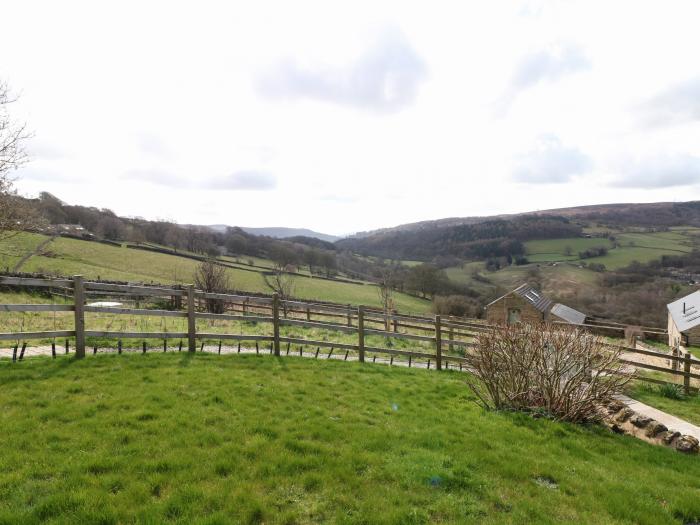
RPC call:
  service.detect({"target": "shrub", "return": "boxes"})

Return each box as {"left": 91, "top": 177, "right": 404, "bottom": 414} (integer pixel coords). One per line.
{"left": 432, "top": 295, "right": 480, "bottom": 318}
{"left": 658, "top": 383, "right": 685, "bottom": 400}
{"left": 464, "top": 323, "right": 633, "bottom": 423}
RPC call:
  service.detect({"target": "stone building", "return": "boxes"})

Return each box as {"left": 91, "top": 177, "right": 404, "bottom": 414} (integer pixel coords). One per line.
{"left": 667, "top": 290, "right": 700, "bottom": 348}
{"left": 485, "top": 283, "right": 587, "bottom": 326}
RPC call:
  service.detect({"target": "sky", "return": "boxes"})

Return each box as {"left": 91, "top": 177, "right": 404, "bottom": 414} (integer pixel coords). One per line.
{"left": 2, "top": 0, "right": 700, "bottom": 236}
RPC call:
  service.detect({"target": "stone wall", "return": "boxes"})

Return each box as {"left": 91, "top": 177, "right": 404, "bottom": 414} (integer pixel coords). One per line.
{"left": 604, "top": 400, "right": 699, "bottom": 454}
{"left": 485, "top": 293, "right": 545, "bottom": 325}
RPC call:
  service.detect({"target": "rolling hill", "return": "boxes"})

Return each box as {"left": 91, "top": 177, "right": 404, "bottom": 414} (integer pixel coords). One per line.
{"left": 208, "top": 225, "right": 342, "bottom": 243}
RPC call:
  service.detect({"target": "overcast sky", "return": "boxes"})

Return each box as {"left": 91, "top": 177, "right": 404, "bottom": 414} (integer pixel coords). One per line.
{"left": 2, "top": 1, "right": 700, "bottom": 235}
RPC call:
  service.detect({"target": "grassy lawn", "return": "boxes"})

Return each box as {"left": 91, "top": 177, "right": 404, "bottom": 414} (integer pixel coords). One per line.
{"left": 1, "top": 354, "right": 700, "bottom": 524}
{"left": 0, "top": 234, "right": 431, "bottom": 314}
{"left": 627, "top": 381, "right": 700, "bottom": 427}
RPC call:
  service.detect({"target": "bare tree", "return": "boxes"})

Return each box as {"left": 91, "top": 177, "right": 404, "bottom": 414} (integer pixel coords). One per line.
{"left": 377, "top": 266, "right": 395, "bottom": 331}
{"left": 193, "top": 259, "right": 231, "bottom": 313}
{"left": 268, "top": 268, "right": 296, "bottom": 314}
{"left": 464, "top": 323, "right": 633, "bottom": 423}
{"left": 0, "top": 80, "right": 43, "bottom": 241}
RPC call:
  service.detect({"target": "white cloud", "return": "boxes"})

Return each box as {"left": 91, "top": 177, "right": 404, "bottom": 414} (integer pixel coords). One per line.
{"left": 255, "top": 26, "right": 428, "bottom": 113}
{"left": 513, "top": 135, "right": 592, "bottom": 184}
{"left": 495, "top": 42, "right": 590, "bottom": 115}
{"left": 610, "top": 154, "right": 700, "bottom": 188}
{"left": 641, "top": 76, "right": 700, "bottom": 126}
{"left": 209, "top": 170, "right": 277, "bottom": 191}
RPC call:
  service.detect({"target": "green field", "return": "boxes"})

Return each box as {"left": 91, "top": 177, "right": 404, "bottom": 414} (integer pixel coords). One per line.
{"left": 522, "top": 230, "right": 697, "bottom": 269}
{"left": 0, "top": 232, "right": 50, "bottom": 272}
{"left": 524, "top": 238, "right": 612, "bottom": 263}
{"left": 0, "top": 234, "right": 431, "bottom": 314}
{"left": 1, "top": 354, "right": 699, "bottom": 524}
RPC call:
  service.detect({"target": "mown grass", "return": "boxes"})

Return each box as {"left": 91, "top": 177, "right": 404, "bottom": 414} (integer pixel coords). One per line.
{"left": 1, "top": 354, "right": 700, "bottom": 524}
{"left": 0, "top": 234, "right": 430, "bottom": 313}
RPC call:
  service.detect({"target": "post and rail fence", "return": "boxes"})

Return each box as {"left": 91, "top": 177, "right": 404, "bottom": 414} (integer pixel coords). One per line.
{"left": 1, "top": 275, "right": 698, "bottom": 392}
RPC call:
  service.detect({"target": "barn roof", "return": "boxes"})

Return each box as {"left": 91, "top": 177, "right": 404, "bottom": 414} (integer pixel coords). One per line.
{"left": 550, "top": 303, "right": 587, "bottom": 325}
{"left": 667, "top": 290, "right": 700, "bottom": 333}
{"left": 486, "top": 283, "right": 553, "bottom": 313}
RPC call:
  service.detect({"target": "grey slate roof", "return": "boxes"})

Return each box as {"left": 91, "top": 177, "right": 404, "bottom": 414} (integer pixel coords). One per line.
{"left": 550, "top": 303, "right": 587, "bottom": 325}
{"left": 486, "top": 283, "right": 553, "bottom": 313}
{"left": 667, "top": 290, "right": 700, "bottom": 333}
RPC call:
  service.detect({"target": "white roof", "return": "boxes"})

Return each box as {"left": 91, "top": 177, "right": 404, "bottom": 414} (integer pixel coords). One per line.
{"left": 667, "top": 290, "right": 700, "bottom": 332}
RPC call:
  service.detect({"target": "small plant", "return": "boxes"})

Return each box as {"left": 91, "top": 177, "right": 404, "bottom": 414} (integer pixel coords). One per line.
{"left": 658, "top": 383, "right": 685, "bottom": 400}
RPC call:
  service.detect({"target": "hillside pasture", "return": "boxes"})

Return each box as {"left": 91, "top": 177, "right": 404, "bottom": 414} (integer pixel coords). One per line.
{"left": 524, "top": 237, "right": 612, "bottom": 263}
{"left": 1, "top": 354, "right": 699, "bottom": 524}
{"left": 0, "top": 232, "right": 52, "bottom": 271}
{"left": 0, "top": 234, "right": 431, "bottom": 313}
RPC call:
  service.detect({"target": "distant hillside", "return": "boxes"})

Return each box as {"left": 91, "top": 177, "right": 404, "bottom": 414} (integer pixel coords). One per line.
{"left": 350, "top": 201, "right": 700, "bottom": 239}
{"left": 208, "top": 225, "right": 341, "bottom": 243}
{"left": 338, "top": 216, "right": 582, "bottom": 261}
{"left": 339, "top": 201, "right": 700, "bottom": 261}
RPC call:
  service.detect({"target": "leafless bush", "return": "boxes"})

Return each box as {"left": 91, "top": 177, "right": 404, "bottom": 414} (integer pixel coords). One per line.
{"left": 193, "top": 259, "right": 230, "bottom": 313}
{"left": 1, "top": 80, "right": 45, "bottom": 241}
{"left": 268, "top": 269, "right": 296, "bottom": 315}
{"left": 464, "top": 323, "right": 633, "bottom": 423}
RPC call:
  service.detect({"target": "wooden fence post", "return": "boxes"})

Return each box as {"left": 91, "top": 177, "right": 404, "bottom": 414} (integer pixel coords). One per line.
{"left": 392, "top": 309, "right": 398, "bottom": 332}
{"left": 435, "top": 314, "right": 442, "bottom": 371}
{"left": 684, "top": 352, "right": 691, "bottom": 395}
{"left": 306, "top": 307, "right": 311, "bottom": 321}
{"left": 449, "top": 325, "right": 454, "bottom": 353}
{"left": 347, "top": 304, "right": 352, "bottom": 327}
{"left": 73, "top": 275, "right": 85, "bottom": 358}
{"left": 358, "top": 305, "right": 365, "bottom": 363}
{"left": 272, "top": 293, "right": 280, "bottom": 356}
{"left": 187, "top": 284, "right": 196, "bottom": 352}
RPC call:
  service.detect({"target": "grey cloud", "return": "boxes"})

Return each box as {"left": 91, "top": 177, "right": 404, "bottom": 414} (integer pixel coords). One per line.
{"left": 255, "top": 27, "right": 427, "bottom": 113}
{"left": 641, "top": 76, "right": 700, "bottom": 126}
{"left": 123, "top": 169, "right": 276, "bottom": 191}
{"left": 496, "top": 42, "right": 590, "bottom": 115}
{"left": 18, "top": 166, "right": 84, "bottom": 183}
{"left": 513, "top": 135, "right": 592, "bottom": 184}
{"left": 136, "top": 134, "right": 172, "bottom": 159}
{"left": 610, "top": 154, "right": 700, "bottom": 188}
{"left": 124, "top": 168, "right": 189, "bottom": 187}
{"left": 208, "top": 170, "right": 277, "bottom": 190}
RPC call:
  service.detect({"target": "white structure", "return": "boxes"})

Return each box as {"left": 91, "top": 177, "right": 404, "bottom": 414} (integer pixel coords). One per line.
{"left": 667, "top": 290, "right": 700, "bottom": 348}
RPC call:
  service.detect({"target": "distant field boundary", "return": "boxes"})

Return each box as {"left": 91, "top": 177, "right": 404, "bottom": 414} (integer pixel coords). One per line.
{"left": 125, "top": 242, "right": 366, "bottom": 285}
{"left": 1, "top": 275, "right": 697, "bottom": 392}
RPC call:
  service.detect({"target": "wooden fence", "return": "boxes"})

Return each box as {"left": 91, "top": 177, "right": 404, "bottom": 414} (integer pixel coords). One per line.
{"left": 1, "top": 275, "right": 698, "bottom": 392}
{"left": 0, "top": 275, "right": 484, "bottom": 370}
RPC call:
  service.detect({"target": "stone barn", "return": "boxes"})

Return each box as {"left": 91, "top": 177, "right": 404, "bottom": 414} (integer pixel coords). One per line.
{"left": 485, "top": 284, "right": 587, "bottom": 326}
{"left": 485, "top": 284, "right": 553, "bottom": 325}
{"left": 667, "top": 290, "right": 700, "bottom": 348}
